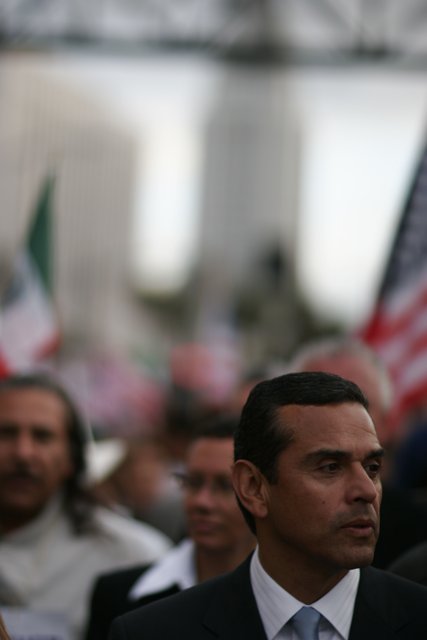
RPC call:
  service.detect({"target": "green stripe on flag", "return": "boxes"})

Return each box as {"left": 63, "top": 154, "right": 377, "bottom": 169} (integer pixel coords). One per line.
{"left": 28, "top": 176, "right": 54, "bottom": 292}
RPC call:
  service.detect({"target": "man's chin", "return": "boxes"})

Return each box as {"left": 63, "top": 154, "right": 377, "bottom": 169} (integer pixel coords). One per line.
{"left": 0, "top": 499, "right": 46, "bottom": 527}
{"left": 341, "top": 546, "right": 376, "bottom": 569}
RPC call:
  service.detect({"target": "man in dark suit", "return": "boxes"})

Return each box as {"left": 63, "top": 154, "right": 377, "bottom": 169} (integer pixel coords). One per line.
{"left": 110, "top": 372, "right": 427, "bottom": 639}
{"left": 85, "top": 416, "right": 255, "bottom": 640}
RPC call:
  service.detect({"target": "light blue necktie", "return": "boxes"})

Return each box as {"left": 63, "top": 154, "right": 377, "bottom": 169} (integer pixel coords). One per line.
{"left": 291, "top": 606, "right": 321, "bottom": 640}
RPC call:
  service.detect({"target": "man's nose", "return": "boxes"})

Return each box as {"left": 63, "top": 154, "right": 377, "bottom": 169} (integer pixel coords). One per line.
{"left": 188, "top": 482, "right": 218, "bottom": 508}
{"left": 14, "top": 434, "right": 36, "bottom": 460}
{"left": 347, "top": 465, "right": 379, "bottom": 503}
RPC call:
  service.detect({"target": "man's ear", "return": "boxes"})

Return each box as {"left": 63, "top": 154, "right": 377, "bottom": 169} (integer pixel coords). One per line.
{"left": 232, "top": 460, "right": 269, "bottom": 521}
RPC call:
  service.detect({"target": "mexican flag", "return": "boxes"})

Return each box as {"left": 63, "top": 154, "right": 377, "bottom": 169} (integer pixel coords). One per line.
{"left": 0, "top": 176, "right": 60, "bottom": 376}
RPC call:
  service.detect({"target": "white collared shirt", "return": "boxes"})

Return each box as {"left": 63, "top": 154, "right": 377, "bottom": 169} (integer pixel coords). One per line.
{"left": 129, "top": 538, "right": 196, "bottom": 600}
{"left": 250, "top": 547, "right": 360, "bottom": 640}
{"left": 0, "top": 493, "right": 171, "bottom": 640}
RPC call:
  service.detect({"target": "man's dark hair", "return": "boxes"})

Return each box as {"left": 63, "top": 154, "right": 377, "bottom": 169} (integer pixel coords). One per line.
{"left": 191, "top": 412, "right": 237, "bottom": 441}
{"left": 234, "top": 371, "right": 369, "bottom": 533}
{"left": 0, "top": 372, "right": 96, "bottom": 533}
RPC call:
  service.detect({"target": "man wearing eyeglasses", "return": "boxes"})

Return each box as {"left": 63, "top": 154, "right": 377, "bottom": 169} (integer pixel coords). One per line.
{"left": 85, "top": 415, "right": 255, "bottom": 640}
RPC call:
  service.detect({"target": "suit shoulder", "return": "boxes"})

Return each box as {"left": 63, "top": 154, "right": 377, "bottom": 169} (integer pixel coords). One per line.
{"left": 111, "top": 570, "right": 232, "bottom": 636}
{"left": 362, "top": 566, "right": 427, "bottom": 603}
{"left": 94, "top": 564, "right": 150, "bottom": 591}
{"left": 126, "top": 571, "right": 226, "bottom": 615}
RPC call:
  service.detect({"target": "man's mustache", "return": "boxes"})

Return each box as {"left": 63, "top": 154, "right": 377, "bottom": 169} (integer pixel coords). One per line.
{"left": 0, "top": 467, "right": 41, "bottom": 482}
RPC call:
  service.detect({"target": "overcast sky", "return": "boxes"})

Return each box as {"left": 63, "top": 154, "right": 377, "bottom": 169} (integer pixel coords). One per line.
{"left": 46, "top": 54, "right": 427, "bottom": 330}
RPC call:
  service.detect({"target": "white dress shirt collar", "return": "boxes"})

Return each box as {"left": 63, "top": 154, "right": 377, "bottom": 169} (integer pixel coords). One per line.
{"left": 129, "top": 538, "right": 196, "bottom": 600}
{"left": 250, "top": 547, "right": 360, "bottom": 640}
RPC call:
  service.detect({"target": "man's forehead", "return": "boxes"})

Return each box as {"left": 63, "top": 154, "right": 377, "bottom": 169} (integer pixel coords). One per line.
{"left": 187, "top": 436, "right": 234, "bottom": 462}
{"left": 276, "top": 404, "right": 381, "bottom": 464}
{"left": 276, "top": 402, "right": 376, "bottom": 432}
{"left": 190, "top": 435, "right": 233, "bottom": 448}
{"left": 278, "top": 400, "right": 366, "bottom": 414}
{"left": 0, "top": 386, "right": 59, "bottom": 401}
{"left": 0, "top": 388, "right": 68, "bottom": 422}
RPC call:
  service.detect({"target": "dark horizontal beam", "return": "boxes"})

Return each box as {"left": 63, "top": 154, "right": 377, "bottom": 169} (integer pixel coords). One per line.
{"left": 1, "top": 35, "right": 422, "bottom": 70}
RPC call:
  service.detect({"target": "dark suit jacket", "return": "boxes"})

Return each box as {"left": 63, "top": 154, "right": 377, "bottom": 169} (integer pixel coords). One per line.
{"left": 85, "top": 565, "right": 180, "bottom": 640}
{"left": 109, "top": 558, "right": 427, "bottom": 639}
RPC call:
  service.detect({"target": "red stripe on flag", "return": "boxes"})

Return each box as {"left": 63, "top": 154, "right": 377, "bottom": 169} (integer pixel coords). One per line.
{"left": 358, "top": 143, "right": 427, "bottom": 433}
{"left": 0, "top": 353, "right": 10, "bottom": 379}
{"left": 361, "top": 283, "right": 427, "bottom": 347}
{"left": 34, "top": 332, "right": 61, "bottom": 360}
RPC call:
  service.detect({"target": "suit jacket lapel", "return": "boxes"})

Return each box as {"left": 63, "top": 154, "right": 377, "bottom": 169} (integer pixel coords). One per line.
{"left": 202, "top": 558, "right": 268, "bottom": 640}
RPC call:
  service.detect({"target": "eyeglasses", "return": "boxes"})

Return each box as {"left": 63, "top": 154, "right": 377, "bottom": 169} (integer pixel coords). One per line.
{"left": 173, "top": 471, "right": 235, "bottom": 497}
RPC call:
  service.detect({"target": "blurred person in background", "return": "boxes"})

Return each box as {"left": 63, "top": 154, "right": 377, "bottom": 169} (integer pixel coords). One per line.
{"left": 88, "top": 384, "right": 224, "bottom": 547}
{"left": 289, "top": 335, "right": 427, "bottom": 569}
{"left": 290, "top": 337, "right": 395, "bottom": 451}
{"left": 390, "top": 418, "right": 427, "bottom": 501}
{"left": 89, "top": 436, "right": 186, "bottom": 544}
{"left": 224, "top": 366, "right": 274, "bottom": 417}
{"left": 387, "top": 419, "right": 427, "bottom": 586}
{"left": 84, "top": 414, "right": 255, "bottom": 640}
{"left": 159, "top": 385, "right": 205, "bottom": 465}
{"left": 0, "top": 373, "right": 171, "bottom": 640}
{"left": 389, "top": 529, "right": 427, "bottom": 587}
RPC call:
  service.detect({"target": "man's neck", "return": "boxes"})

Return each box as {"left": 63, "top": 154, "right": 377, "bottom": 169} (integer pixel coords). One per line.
{"left": 258, "top": 546, "right": 348, "bottom": 604}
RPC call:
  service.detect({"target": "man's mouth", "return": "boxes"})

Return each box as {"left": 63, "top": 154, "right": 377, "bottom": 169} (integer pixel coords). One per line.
{"left": 341, "top": 518, "right": 376, "bottom": 537}
{"left": 189, "top": 518, "right": 219, "bottom": 534}
{"left": 2, "top": 471, "right": 40, "bottom": 486}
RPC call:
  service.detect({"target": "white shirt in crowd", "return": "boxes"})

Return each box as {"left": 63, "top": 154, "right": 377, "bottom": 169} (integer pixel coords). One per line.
{"left": 0, "top": 492, "right": 171, "bottom": 640}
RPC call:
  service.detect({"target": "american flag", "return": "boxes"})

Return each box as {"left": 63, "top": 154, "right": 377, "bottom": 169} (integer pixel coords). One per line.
{"left": 360, "top": 143, "right": 427, "bottom": 431}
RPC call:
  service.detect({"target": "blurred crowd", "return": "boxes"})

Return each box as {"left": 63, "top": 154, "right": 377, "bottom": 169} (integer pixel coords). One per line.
{"left": 2, "top": 334, "right": 427, "bottom": 639}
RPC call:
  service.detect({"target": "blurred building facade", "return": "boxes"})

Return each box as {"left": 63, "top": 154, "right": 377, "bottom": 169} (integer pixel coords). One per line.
{"left": 0, "top": 51, "right": 303, "bottom": 368}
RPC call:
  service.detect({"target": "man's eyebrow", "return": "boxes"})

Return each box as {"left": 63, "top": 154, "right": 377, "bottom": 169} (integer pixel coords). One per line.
{"left": 0, "top": 421, "right": 17, "bottom": 429}
{"left": 303, "top": 447, "right": 385, "bottom": 464}
{"left": 366, "top": 448, "right": 385, "bottom": 460}
{"left": 303, "top": 449, "right": 350, "bottom": 464}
